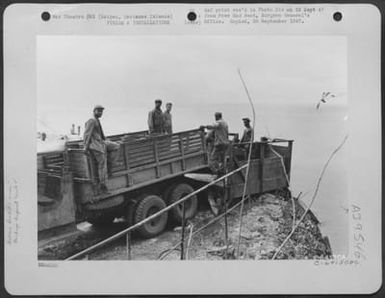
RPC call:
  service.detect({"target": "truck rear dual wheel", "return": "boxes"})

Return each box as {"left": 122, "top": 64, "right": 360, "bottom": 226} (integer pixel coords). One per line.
{"left": 134, "top": 195, "right": 168, "bottom": 238}
{"left": 167, "top": 183, "right": 198, "bottom": 223}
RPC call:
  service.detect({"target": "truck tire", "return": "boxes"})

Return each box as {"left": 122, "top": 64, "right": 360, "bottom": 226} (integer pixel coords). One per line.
{"left": 168, "top": 183, "right": 198, "bottom": 223}
{"left": 134, "top": 195, "right": 168, "bottom": 238}
{"left": 207, "top": 190, "right": 222, "bottom": 216}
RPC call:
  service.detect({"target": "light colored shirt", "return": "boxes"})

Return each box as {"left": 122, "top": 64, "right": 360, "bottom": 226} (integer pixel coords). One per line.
{"left": 148, "top": 108, "right": 164, "bottom": 134}
{"left": 212, "top": 119, "right": 229, "bottom": 146}
{"left": 83, "top": 117, "right": 106, "bottom": 153}
{"left": 241, "top": 127, "right": 253, "bottom": 143}
{"left": 163, "top": 111, "right": 172, "bottom": 134}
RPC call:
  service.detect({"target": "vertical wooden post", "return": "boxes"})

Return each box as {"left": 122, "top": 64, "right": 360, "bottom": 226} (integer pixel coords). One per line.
{"left": 153, "top": 138, "right": 160, "bottom": 178}
{"left": 286, "top": 141, "right": 293, "bottom": 182}
{"left": 126, "top": 232, "right": 131, "bottom": 260}
{"left": 223, "top": 177, "right": 229, "bottom": 259}
{"left": 179, "top": 135, "right": 186, "bottom": 171}
{"left": 200, "top": 131, "right": 208, "bottom": 163}
{"left": 122, "top": 143, "right": 132, "bottom": 186}
{"left": 186, "top": 133, "right": 190, "bottom": 151}
{"left": 180, "top": 202, "right": 186, "bottom": 260}
{"left": 260, "top": 142, "right": 265, "bottom": 193}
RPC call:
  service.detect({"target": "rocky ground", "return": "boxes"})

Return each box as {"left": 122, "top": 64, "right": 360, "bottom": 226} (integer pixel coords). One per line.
{"left": 38, "top": 193, "right": 332, "bottom": 261}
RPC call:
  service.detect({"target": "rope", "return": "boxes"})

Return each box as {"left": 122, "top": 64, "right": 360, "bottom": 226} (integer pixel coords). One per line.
{"left": 291, "top": 192, "right": 302, "bottom": 230}
{"left": 271, "top": 135, "right": 348, "bottom": 260}
{"left": 236, "top": 68, "right": 256, "bottom": 257}
{"left": 185, "top": 223, "right": 194, "bottom": 260}
{"left": 157, "top": 248, "right": 181, "bottom": 260}
{"left": 268, "top": 144, "right": 290, "bottom": 187}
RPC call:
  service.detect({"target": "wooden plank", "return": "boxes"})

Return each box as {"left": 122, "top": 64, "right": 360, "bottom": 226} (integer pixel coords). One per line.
{"left": 157, "top": 146, "right": 180, "bottom": 154}
{"left": 260, "top": 142, "right": 265, "bottom": 193}
{"left": 184, "top": 144, "right": 203, "bottom": 151}
{"left": 44, "top": 158, "right": 64, "bottom": 164}
{"left": 46, "top": 165, "right": 62, "bottom": 170}
{"left": 125, "top": 146, "right": 153, "bottom": 152}
{"left": 126, "top": 144, "right": 153, "bottom": 152}
{"left": 156, "top": 141, "right": 178, "bottom": 149}
{"left": 122, "top": 143, "right": 132, "bottom": 186}
{"left": 158, "top": 152, "right": 182, "bottom": 160}
{"left": 129, "top": 156, "right": 156, "bottom": 165}
{"left": 158, "top": 148, "right": 182, "bottom": 156}
{"left": 129, "top": 159, "right": 156, "bottom": 168}
{"left": 179, "top": 136, "right": 186, "bottom": 171}
{"left": 94, "top": 164, "right": 209, "bottom": 200}
{"left": 129, "top": 153, "right": 156, "bottom": 161}
{"left": 129, "top": 153, "right": 155, "bottom": 164}
{"left": 153, "top": 139, "right": 160, "bottom": 178}
{"left": 110, "top": 151, "right": 205, "bottom": 177}
{"left": 127, "top": 148, "right": 154, "bottom": 156}
{"left": 126, "top": 151, "right": 155, "bottom": 160}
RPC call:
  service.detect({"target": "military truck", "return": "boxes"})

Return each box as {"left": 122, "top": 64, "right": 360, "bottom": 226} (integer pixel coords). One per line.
{"left": 37, "top": 128, "right": 293, "bottom": 239}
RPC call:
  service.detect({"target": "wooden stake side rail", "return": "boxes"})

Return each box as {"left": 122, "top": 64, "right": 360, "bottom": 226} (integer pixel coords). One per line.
{"left": 83, "top": 164, "right": 209, "bottom": 202}
{"left": 65, "top": 163, "right": 248, "bottom": 260}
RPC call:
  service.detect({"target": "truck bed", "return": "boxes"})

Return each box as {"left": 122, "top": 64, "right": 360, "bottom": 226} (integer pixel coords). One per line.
{"left": 46, "top": 129, "right": 208, "bottom": 204}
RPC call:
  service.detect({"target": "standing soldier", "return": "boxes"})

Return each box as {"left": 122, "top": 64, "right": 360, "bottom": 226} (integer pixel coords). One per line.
{"left": 148, "top": 99, "right": 164, "bottom": 134}
{"left": 240, "top": 117, "right": 253, "bottom": 143}
{"left": 163, "top": 102, "right": 173, "bottom": 134}
{"left": 70, "top": 124, "right": 76, "bottom": 135}
{"left": 83, "top": 105, "right": 120, "bottom": 194}
{"left": 240, "top": 117, "right": 254, "bottom": 153}
{"left": 203, "top": 112, "right": 229, "bottom": 175}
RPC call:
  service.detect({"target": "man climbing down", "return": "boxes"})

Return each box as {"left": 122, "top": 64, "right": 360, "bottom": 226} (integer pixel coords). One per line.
{"left": 202, "top": 112, "right": 229, "bottom": 175}
{"left": 240, "top": 117, "right": 253, "bottom": 143}
{"left": 84, "top": 105, "right": 121, "bottom": 194}
{"left": 240, "top": 117, "right": 254, "bottom": 153}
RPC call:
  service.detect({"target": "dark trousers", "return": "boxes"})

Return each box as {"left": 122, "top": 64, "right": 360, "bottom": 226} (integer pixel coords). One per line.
{"left": 209, "top": 144, "right": 228, "bottom": 174}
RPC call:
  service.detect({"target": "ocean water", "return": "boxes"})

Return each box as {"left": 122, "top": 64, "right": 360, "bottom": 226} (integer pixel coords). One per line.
{"left": 38, "top": 102, "right": 349, "bottom": 255}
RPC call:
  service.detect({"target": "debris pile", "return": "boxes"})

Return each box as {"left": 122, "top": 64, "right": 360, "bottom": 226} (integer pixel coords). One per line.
{"left": 184, "top": 193, "right": 331, "bottom": 260}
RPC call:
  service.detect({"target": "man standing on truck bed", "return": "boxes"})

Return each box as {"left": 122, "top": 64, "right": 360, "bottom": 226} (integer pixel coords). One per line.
{"left": 241, "top": 117, "right": 253, "bottom": 143}
{"left": 239, "top": 117, "right": 254, "bottom": 154}
{"left": 148, "top": 99, "right": 164, "bottom": 134}
{"left": 163, "top": 102, "right": 173, "bottom": 134}
{"left": 203, "top": 112, "right": 229, "bottom": 175}
{"left": 84, "top": 105, "right": 120, "bottom": 194}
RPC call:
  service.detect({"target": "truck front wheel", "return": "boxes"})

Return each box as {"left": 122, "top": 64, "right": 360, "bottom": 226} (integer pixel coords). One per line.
{"left": 134, "top": 195, "right": 168, "bottom": 238}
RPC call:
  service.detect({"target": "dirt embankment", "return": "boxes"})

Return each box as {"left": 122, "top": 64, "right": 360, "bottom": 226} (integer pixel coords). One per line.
{"left": 39, "top": 193, "right": 331, "bottom": 261}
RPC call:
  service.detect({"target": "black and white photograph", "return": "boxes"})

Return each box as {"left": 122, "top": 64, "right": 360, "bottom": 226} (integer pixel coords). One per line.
{"left": 3, "top": 3, "right": 381, "bottom": 295}
{"left": 37, "top": 35, "right": 348, "bottom": 261}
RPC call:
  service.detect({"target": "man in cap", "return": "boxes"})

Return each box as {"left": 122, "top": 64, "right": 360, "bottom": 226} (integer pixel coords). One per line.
{"left": 163, "top": 102, "right": 173, "bottom": 134}
{"left": 240, "top": 117, "right": 253, "bottom": 143}
{"left": 202, "top": 112, "right": 229, "bottom": 175}
{"left": 239, "top": 117, "right": 254, "bottom": 154}
{"left": 148, "top": 99, "right": 164, "bottom": 134}
{"left": 84, "top": 105, "right": 120, "bottom": 193}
